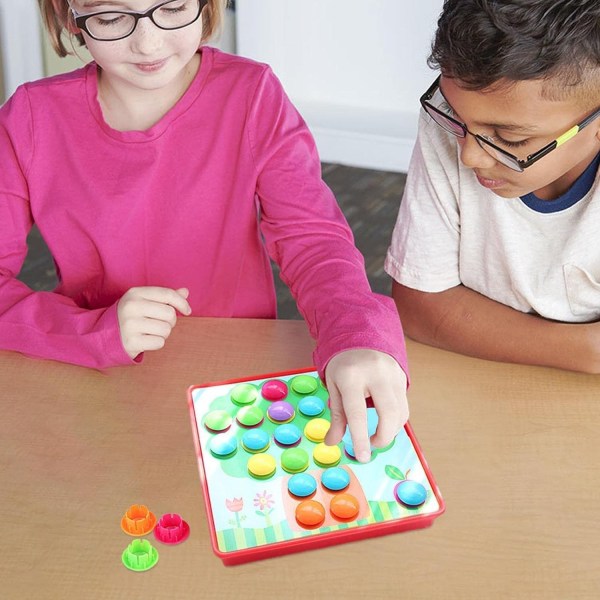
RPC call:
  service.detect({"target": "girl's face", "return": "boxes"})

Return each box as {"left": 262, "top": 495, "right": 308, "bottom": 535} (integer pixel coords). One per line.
{"left": 69, "top": 0, "right": 204, "bottom": 96}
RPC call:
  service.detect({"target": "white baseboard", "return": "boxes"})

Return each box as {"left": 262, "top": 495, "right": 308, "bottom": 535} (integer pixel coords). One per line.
{"left": 295, "top": 100, "right": 417, "bottom": 173}
{"left": 310, "top": 126, "right": 416, "bottom": 173}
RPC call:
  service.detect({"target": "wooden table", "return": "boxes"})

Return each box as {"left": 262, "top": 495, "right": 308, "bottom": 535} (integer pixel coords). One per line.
{"left": 2, "top": 318, "right": 599, "bottom": 599}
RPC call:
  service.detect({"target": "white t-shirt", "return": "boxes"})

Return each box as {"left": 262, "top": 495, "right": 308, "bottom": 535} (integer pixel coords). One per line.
{"left": 385, "top": 113, "right": 600, "bottom": 323}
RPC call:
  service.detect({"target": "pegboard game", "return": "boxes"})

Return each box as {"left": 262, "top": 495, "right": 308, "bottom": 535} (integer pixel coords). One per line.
{"left": 188, "top": 368, "right": 444, "bottom": 565}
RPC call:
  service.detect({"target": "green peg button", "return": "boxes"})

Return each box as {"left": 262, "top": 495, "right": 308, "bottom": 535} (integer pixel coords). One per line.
{"left": 231, "top": 383, "right": 258, "bottom": 406}
{"left": 121, "top": 539, "right": 159, "bottom": 572}
{"left": 281, "top": 447, "right": 309, "bottom": 474}
{"left": 236, "top": 405, "right": 264, "bottom": 427}
{"left": 290, "top": 374, "right": 319, "bottom": 395}
{"left": 203, "top": 409, "right": 232, "bottom": 432}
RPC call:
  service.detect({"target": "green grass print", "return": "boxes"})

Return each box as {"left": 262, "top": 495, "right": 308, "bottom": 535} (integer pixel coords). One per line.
{"left": 216, "top": 499, "right": 426, "bottom": 552}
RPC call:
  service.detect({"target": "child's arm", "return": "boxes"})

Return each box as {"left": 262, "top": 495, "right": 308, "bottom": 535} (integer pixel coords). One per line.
{"left": 393, "top": 281, "right": 600, "bottom": 373}
{"left": 247, "top": 67, "right": 409, "bottom": 458}
{"left": 0, "top": 279, "right": 129, "bottom": 369}
{"left": 0, "top": 87, "right": 187, "bottom": 369}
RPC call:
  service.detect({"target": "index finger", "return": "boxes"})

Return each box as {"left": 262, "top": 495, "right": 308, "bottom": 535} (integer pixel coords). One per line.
{"left": 136, "top": 286, "right": 192, "bottom": 315}
{"left": 339, "top": 387, "right": 371, "bottom": 463}
{"left": 368, "top": 383, "right": 404, "bottom": 449}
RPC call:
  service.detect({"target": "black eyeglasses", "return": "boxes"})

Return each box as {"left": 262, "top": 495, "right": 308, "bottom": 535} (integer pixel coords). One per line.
{"left": 69, "top": 0, "right": 206, "bottom": 42}
{"left": 420, "top": 75, "right": 600, "bottom": 173}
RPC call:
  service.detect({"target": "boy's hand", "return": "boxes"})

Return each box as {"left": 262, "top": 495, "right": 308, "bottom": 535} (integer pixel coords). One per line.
{"left": 324, "top": 349, "right": 409, "bottom": 463}
{"left": 117, "top": 286, "right": 192, "bottom": 359}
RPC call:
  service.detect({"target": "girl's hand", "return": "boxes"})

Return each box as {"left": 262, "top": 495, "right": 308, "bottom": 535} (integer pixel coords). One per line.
{"left": 117, "top": 286, "right": 192, "bottom": 359}
{"left": 324, "top": 349, "right": 409, "bottom": 463}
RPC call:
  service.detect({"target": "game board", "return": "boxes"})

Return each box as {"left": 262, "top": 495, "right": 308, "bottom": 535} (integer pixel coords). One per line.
{"left": 188, "top": 368, "right": 444, "bottom": 565}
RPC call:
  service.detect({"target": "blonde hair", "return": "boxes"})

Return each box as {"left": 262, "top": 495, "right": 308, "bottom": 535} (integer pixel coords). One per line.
{"left": 38, "top": 0, "right": 228, "bottom": 58}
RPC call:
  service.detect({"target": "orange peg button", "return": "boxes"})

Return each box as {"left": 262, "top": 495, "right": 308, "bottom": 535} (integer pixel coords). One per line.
{"left": 295, "top": 500, "right": 326, "bottom": 528}
{"left": 121, "top": 504, "right": 157, "bottom": 536}
{"left": 330, "top": 493, "right": 360, "bottom": 520}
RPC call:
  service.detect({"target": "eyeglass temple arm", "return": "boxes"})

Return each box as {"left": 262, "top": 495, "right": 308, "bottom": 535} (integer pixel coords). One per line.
{"left": 522, "top": 109, "right": 600, "bottom": 168}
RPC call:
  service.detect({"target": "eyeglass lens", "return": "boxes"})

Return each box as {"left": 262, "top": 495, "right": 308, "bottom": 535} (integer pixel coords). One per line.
{"left": 476, "top": 142, "right": 522, "bottom": 171}
{"left": 424, "top": 106, "right": 465, "bottom": 137}
{"left": 424, "top": 104, "right": 522, "bottom": 171}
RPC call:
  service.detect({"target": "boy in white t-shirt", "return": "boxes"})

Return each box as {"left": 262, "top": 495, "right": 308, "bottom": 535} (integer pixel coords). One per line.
{"left": 385, "top": 0, "right": 600, "bottom": 373}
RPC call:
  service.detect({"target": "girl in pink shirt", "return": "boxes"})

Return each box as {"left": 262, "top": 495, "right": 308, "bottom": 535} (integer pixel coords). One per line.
{"left": 1, "top": 0, "right": 408, "bottom": 460}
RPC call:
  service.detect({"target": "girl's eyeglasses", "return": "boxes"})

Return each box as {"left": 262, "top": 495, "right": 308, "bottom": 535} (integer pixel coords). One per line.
{"left": 420, "top": 75, "right": 600, "bottom": 173}
{"left": 69, "top": 0, "right": 207, "bottom": 42}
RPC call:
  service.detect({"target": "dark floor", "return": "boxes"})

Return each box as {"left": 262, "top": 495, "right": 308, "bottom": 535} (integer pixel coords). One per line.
{"left": 17, "top": 163, "right": 406, "bottom": 319}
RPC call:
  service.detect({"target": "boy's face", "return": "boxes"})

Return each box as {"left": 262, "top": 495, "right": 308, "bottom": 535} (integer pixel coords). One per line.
{"left": 440, "top": 76, "right": 600, "bottom": 200}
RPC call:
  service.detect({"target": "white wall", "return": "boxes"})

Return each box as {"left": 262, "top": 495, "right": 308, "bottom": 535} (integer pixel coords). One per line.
{"left": 0, "top": 0, "right": 44, "bottom": 102}
{"left": 236, "top": 0, "right": 443, "bottom": 173}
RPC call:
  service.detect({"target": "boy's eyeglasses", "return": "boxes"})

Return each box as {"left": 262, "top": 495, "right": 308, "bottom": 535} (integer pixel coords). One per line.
{"left": 69, "top": 0, "right": 207, "bottom": 42}
{"left": 420, "top": 75, "right": 600, "bottom": 173}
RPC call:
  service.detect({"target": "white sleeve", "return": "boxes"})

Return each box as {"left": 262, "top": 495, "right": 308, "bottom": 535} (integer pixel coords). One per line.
{"left": 385, "top": 113, "right": 463, "bottom": 293}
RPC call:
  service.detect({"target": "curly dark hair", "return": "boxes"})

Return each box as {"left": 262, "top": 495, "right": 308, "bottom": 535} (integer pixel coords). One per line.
{"left": 429, "top": 0, "right": 600, "bottom": 100}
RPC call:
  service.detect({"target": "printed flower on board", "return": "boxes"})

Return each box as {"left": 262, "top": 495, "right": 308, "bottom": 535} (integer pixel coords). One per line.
{"left": 254, "top": 490, "right": 275, "bottom": 527}
{"left": 226, "top": 497, "right": 246, "bottom": 527}
{"left": 253, "top": 490, "right": 274, "bottom": 512}
{"left": 226, "top": 497, "right": 244, "bottom": 512}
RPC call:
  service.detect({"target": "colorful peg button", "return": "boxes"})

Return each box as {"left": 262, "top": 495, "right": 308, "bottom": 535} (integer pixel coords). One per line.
{"left": 321, "top": 467, "right": 350, "bottom": 492}
{"left": 236, "top": 405, "right": 264, "bottom": 427}
{"left": 203, "top": 410, "right": 232, "bottom": 433}
{"left": 281, "top": 447, "right": 309, "bottom": 474}
{"left": 121, "top": 504, "right": 157, "bottom": 536}
{"left": 366, "top": 407, "right": 379, "bottom": 437}
{"left": 247, "top": 453, "right": 277, "bottom": 479}
{"left": 344, "top": 442, "right": 356, "bottom": 460}
{"left": 290, "top": 374, "right": 319, "bottom": 395}
{"left": 342, "top": 407, "right": 396, "bottom": 459}
{"left": 209, "top": 434, "right": 238, "bottom": 459}
{"left": 394, "top": 480, "right": 428, "bottom": 507}
{"left": 261, "top": 379, "right": 288, "bottom": 401}
{"left": 287, "top": 473, "right": 318, "bottom": 498}
{"left": 153, "top": 513, "right": 190, "bottom": 545}
{"left": 267, "top": 401, "right": 295, "bottom": 424}
{"left": 304, "top": 418, "right": 330, "bottom": 443}
{"left": 342, "top": 407, "right": 380, "bottom": 446}
{"left": 295, "top": 500, "right": 326, "bottom": 528}
{"left": 230, "top": 383, "right": 258, "bottom": 406}
{"left": 341, "top": 439, "right": 375, "bottom": 462}
{"left": 274, "top": 423, "right": 302, "bottom": 447}
{"left": 298, "top": 396, "right": 325, "bottom": 417}
{"left": 313, "top": 443, "right": 342, "bottom": 468}
{"left": 122, "top": 539, "right": 159, "bottom": 572}
{"left": 330, "top": 493, "right": 360, "bottom": 521}
{"left": 241, "top": 428, "right": 270, "bottom": 453}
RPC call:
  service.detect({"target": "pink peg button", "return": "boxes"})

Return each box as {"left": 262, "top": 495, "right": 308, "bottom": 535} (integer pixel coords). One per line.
{"left": 261, "top": 379, "right": 289, "bottom": 401}
{"left": 153, "top": 513, "right": 190, "bottom": 545}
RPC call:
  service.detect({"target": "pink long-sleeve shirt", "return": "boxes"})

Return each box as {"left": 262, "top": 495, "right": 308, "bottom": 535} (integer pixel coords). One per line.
{"left": 0, "top": 47, "right": 407, "bottom": 376}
